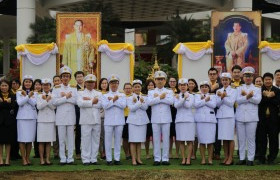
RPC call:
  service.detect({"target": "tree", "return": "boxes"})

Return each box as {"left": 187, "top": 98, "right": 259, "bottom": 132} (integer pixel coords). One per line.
{"left": 157, "top": 15, "right": 210, "bottom": 65}
{"left": 27, "top": 0, "right": 123, "bottom": 43}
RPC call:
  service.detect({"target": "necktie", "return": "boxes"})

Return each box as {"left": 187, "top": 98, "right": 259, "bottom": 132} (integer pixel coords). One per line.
{"left": 26, "top": 90, "right": 30, "bottom": 95}
{"left": 137, "top": 96, "right": 140, "bottom": 101}
{"left": 182, "top": 94, "right": 184, "bottom": 98}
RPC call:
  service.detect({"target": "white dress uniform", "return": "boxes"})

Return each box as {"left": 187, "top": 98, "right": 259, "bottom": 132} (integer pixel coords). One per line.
{"left": 36, "top": 83, "right": 56, "bottom": 142}
{"left": 236, "top": 67, "right": 261, "bottom": 161}
{"left": 174, "top": 90, "right": 195, "bottom": 141}
{"left": 77, "top": 74, "right": 102, "bottom": 164}
{"left": 194, "top": 83, "right": 217, "bottom": 144}
{"left": 52, "top": 66, "right": 77, "bottom": 163}
{"left": 147, "top": 71, "right": 173, "bottom": 162}
{"left": 16, "top": 75, "right": 37, "bottom": 143}
{"left": 216, "top": 73, "right": 237, "bottom": 141}
{"left": 127, "top": 92, "right": 149, "bottom": 143}
{"left": 101, "top": 75, "right": 126, "bottom": 162}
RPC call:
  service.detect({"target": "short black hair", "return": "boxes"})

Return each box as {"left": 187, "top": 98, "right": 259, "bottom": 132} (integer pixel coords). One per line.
{"left": 74, "top": 19, "right": 83, "bottom": 25}
{"left": 11, "top": 79, "right": 21, "bottom": 86}
{"left": 263, "top": 72, "right": 274, "bottom": 80}
{"left": 274, "top": 69, "right": 280, "bottom": 75}
{"left": 53, "top": 75, "right": 60, "bottom": 81}
{"left": 231, "top": 65, "right": 242, "bottom": 72}
{"left": 208, "top": 67, "right": 218, "bottom": 74}
{"left": 74, "top": 71, "right": 84, "bottom": 78}
{"left": 123, "top": 83, "right": 132, "bottom": 89}
{"left": 34, "top": 79, "right": 42, "bottom": 85}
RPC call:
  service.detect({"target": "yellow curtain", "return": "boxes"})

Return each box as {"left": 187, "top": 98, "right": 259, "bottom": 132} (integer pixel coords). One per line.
{"left": 258, "top": 41, "right": 280, "bottom": 50}
{"left": 173, "top": 40, "right": 213, "bottom": 53}
{"left": 15, "top": 43, "right": 56, "bottom": 55}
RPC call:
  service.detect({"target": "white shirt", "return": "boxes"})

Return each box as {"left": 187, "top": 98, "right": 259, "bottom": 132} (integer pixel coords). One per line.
{"left": 77, "top": 88, "right": 102, "bottom": 125}
{"left": 194, "top": 93, "right": 217, "bottom": 123}
{"left": 16, "top": 90, "right": 37, "bottom": 120}
{"left": 174, "top": 92, "right": 194, "bottom": 123}
{"left": 37, "top": 91, "right": 56, "bottom": 123}
{"left": 216, "top": 86, "right": 237, "bottom": 119}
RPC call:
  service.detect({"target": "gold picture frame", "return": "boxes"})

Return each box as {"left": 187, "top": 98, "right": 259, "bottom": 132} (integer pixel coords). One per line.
{"left": 211, "top": 11, "right": 261, "bottom": 75}
{"left": 56, "top": 12, "right": 101, "bottom": 82}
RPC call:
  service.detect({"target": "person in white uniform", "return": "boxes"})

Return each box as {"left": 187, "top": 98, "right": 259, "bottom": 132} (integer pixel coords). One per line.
{"left": 147, "top": 71, "right": 173, "bottom": 166}
{"left": 235, "top": 66, "right": 261, "bottom": 166}
{"left": 36, "top": 78, "right": 56, "bottom": 165}
{"left": 174, "top": 78, "right": 195, "bottom": 166}
{"left": 52, "top": 66, "right": 77, "bottom": 165}
{"left": 77, "top": 74, "right": 102, "bottom": 165}
{"left": 101, "top": 74, "right": 126, "bottom": 165}
{"left": 216, "top": 73, "right": 237, "bottom": 166}
{"left": 127, "top": 79, "right": 149, "bottom": 166}
{"left": 194, "top": 81, "right": 217, "bottom": 165}
{"left": 16, "top": 75, "right": 37, "bottom": 166}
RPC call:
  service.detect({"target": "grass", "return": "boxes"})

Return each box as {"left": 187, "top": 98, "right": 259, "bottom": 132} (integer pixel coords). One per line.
{"left": 0, "top": 149, "right": 280, "bottom": 172}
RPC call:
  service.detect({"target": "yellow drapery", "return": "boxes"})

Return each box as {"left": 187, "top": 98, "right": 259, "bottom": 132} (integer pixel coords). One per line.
{"left": 258, "top": 41, "right": 280, "bottom": 50}
{"left": 15, "top": 43, "right": 56, "bottom": 55}
{"left": 173, "top": 41, "right": 213, "bottom": 78}
{"left": 98, "top": 40, "right": 134, "bottom": 82}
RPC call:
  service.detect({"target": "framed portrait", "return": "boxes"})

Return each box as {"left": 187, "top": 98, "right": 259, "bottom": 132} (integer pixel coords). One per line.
{"left": 56, "top": 12, "right": 101, "bottom": 81}
{"left": 211, "top": 11, "right": 261, "bottom": 75}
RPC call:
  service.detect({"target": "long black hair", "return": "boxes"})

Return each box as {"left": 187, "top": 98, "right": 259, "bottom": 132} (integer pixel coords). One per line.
{"left": 22, "top": 79, "right": 34, "bottom": 91}
{"left": 98, "top": 78, "right": 109, "bottom": 91}
{"left": 187, "top": 78, "right": 199, "bottom": 93}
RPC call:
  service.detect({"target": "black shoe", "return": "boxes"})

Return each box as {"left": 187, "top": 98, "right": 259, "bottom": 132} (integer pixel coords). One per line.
{"left": 162, "top": 161, "right": 170, "bottom": 165}
{"left": 107, "top": 161, "right": 113, "bottom": 166}
{"left": 60, "top": 162, "right": 67, "bottom": 166}
{"left": 236, "top": 160, "right": 246, "bottom": 165}
{"left": 114, "top": 161, "right": 121, "bottom": 165}
{"left": 267, "top": 160, "right": 276, "bottom": 165}
{"left": 246, "top": 161, "right": 254, "bottom": 166}
{"left": 91, "top": 162, "right": 99, "bottom": 165}
{"left": 67, "top": 162, "right": 76, "bottom": 165}
{"left": 153, "top": 161, "right": 161, "bottom": 166}
{"left": 83, "top": 163, "right": 91, "bottom": 166}
{"left": 101, "top": 156, "right": 106, "bottom": 160}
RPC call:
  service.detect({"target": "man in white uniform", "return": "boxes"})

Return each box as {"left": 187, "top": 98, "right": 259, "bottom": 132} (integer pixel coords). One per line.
{"left": 77, "top": 74, "right": 102, "bottom": 165}
{"left": 147, "top": 71, "right": 173, "bottom": 166}
{"left": 52, "top": 66, "right": 77, "bottom": 165}
{"left": 102, "top": 74, "right": 126, "bottom": 165}
{"left": 235, "top": 66, "right": 261, "bottom": 166}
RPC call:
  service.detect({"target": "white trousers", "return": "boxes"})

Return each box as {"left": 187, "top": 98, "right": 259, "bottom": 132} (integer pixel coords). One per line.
{"left": 57, "top": 125, "right": 75, "bottom": 163}
{"left": 236, "top": 121, "right": 257, "bottom": 161}
{"left": 81, "top": 124, "right": 101, "bottom": 163}
{"left": 104, "top": 125, "right": 123, "bottom": 162}
{"left": 152, "top": 123, "right": 170, "bottom": 162}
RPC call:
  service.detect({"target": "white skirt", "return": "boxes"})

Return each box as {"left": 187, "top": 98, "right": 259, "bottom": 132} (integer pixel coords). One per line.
{"left": 218, "top": 118, "right": 235, "bottom": 140}
{"left": 197, "top": 122, "right": 216, "bottom": 144}
{"left": 17, "top": 119, "right": 36, "bottom": 143}
{"left": 128, "top": 124, "right": 147, "bottom": 143}
{"left": 37, "top": 122, "right": 56, "bottom": 142}
{"left": 175, "top": 122, "right": 195, "bottom": 141}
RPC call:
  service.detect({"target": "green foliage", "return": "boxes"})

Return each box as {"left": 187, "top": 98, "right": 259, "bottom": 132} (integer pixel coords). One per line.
{"left": 134, "top": 54, "right": 178, "bottom": 85}
{"left": 27, "top": 0, "right": 123, "bottom": 43}
{"left": 157, "top": 15, "right": 210, "bottom": 64}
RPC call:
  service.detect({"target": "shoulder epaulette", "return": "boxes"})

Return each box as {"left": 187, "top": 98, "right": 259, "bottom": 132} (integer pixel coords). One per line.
{"left": 70, "top": 85, "right": 76, "bottom": 88}
{"left": 119, "top": 90, "right": 124, "bottom": 93}
{"left": 209, "top": 93, "right": 215, "bottom": 95}
{"left": 126, "top": 94, "right": 133, "bottom": 97}
{"left": 195, "top": 92, "right": 201, "bottom": 94}
{"left": 141, "top": 94, "right": 147, "bottom": 96}
{"left": 78, "top": 89, "right": 84, "bottom": 91}
{"left": 55, "top": 85, "right": 61, "bottom": 88}
{"left": 37, "top": 92, "right": 42, "bottom": 94}
{"left": 255, "top": 85, "right": 261, "bottom": 88}
{"left": 95, "top": 89, "right": 101, "bottom": 92}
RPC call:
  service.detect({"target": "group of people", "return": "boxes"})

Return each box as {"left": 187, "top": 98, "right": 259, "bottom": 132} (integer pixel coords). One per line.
{"left": 0, "top": 64, "right": 279, "bottom": 167}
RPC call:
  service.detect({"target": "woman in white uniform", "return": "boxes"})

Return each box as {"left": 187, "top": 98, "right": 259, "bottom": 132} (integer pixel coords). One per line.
{"left": 127, "top": 80, "right": 149, "bottom": 166}
{"left": 216, "top": 73, "right": 237, "bottom": 166}
{"left": 194, "top": 81, "right": 217, "bottom": 165}
{"left": 16, "top": 75, "right": 37, "bottom": 166}
{"left": 36, "top": 78, "right": 56, "bottom": 165}
{"left": 174, "top": 78, "right": 195, "bottom": 165}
